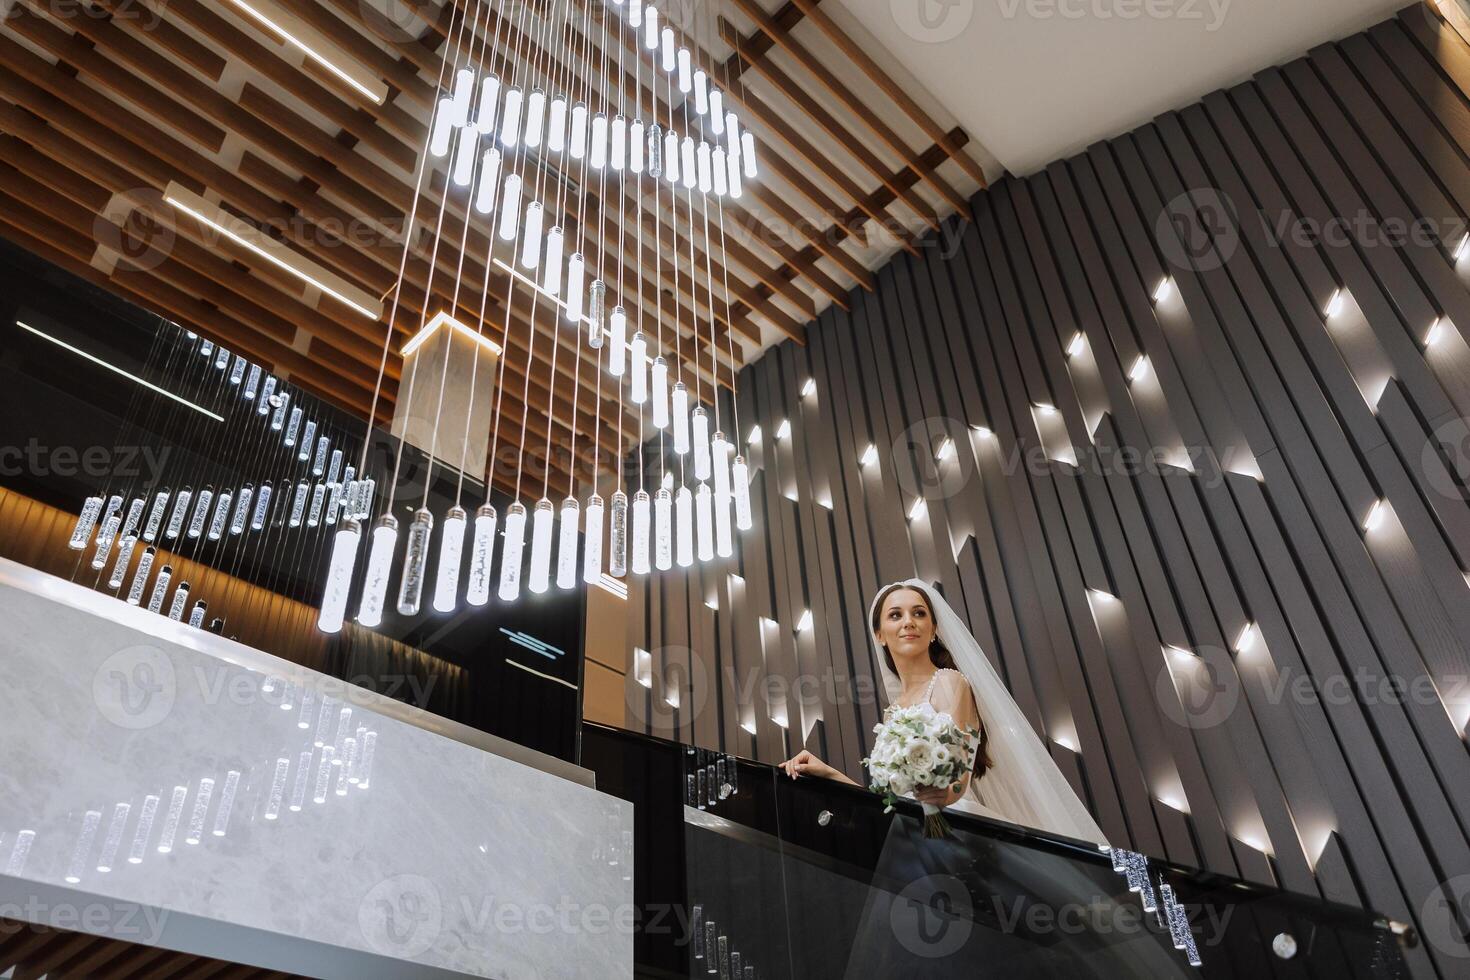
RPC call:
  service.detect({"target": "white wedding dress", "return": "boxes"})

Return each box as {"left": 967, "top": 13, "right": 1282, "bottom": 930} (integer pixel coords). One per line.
{"left": 869, "top": 578, "right": 1106, "bottom": 845}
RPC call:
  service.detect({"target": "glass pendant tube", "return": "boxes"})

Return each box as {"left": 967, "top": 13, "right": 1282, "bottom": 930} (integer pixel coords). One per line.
{"left": 589, "top": 281, "right": 606, "bottom": 348}
{"left": 120, "top": 493, "right": 144, "bottom": 540}
{"left": 732, "top": 456, "right": 753, "bottom": 530}
{"left": 712, "top": 433, "right": 733, "bottom": 557}
{"left": 165, "top": 488, "right": 191, "bottom": 540}
{"left": 519, "top": 201, "right": 543, "bottom": 269}
{"left": 498, "top": 502, "right": 527, "bottom": 601}
{"left": 523, "top": 88, "right": 545, "bottom": 148}
{"left": 452, "top": 126, "right": 478, "bottom": 187}
{"left": 710, "top": 89, "right": 725, "bottom": 132}
{"left": 244, "top": 364, "right": 261, "bottom": 399}
{"left": 677, "top": 47, "right": 691, "bottom": 92}
{"left": 466, "top": 503, "right": 497, "bottom": 606}
{"left": 609, "top": 490, "right": 628, "bottom": 577}
{"left": 661, "top": 27, "right": 675, "bottom": 72}
{"left": 631, "top": 489, "right": 651, "bottom": 575}
{"left": 474, "top": 74, "right": 500, "bottom": 134}
{"left": 230, "top": 485, "right": 253, "bottom": 535}
{"left": 610, "top": 114, "right": 626, "bottom": 171}
{"left": 556, "top": 497, "right": 579, "bottom": 590}
{"left": 327, "top": 450, "right": 343, "bottom": 484}
{"left": 250, "top": 481, "right": 272, "bottom": 531}
{"left": 396, "top": 507, "right": 433, "bottom": 616}
{"left": 186, "top": 487, "right": 212, "bottom": 539}
{"left": 288, "top": 481, "right": 308, "bottom": 528}
{"left": 630, "top": 333, "right": 648, "bottom": 403}
{"left": 694, "top": 70, "right": 708, "bottom": 113}
{"left": 498, "top": 173, "right": 522, "bottom": 241}
{"left": 318, "top": 520, "right": 360, "bottom": 633}
{"left": 108, "top": 535, "right": 138, "bottom": 590}
{"left": 147, "top": 564, "right": 172, "bottom": 614}
{"left": 126, "top": 546, "right": 155, "bottom": 605}
{"left": 675, "top": 485, "right": 694, "bottom": 567}
{"left": 725, "top": 112, "right": 740, "bottom": 151}
{"left": 696, "top": 483, "right": 715, "bottom": 561}
{"left": 727, "top": 150, "right": 743, "bottom": 198}
{"left": 295, "top": 423, "right": 313, "bottom": 464}
{"left": 672, "top": 382, "right": 691, "bottom": 453}
{"left": 742, "top": 130, "right": 757, "bottom": 178}
{"left": 647, "top": 122, "right": 662, "bottom": 178}
{"left": 629, "top": 119, "right": 644, "bottom": 173}
{"left": 529, "top": 497, "right": 554, "bottom": 594}
{"left": 582, "top": 494, "right": 604, "bottom": 583}
{"left": 681, "top": 136, "right": 697, "bottom": 189}
{"left": 609, "top": 306, "right": 627, "bottom": 374}
{"left": 284, "top": 407, "right": 303, "bottom": 446}
{"left": 499, "top": 86, "right": 523, "bottom": 147}
{"left": 207, "top": 489, "right": 232, "bottom": 540}
{"left": 654, "top": 488, "right": 673, "bottom": 570}
{"left": 474, "top": 148, "right": 502, "bottom": 214}
{"left": 429, "top": 98, "right": 455, "bottom": 157}
{"left": 433, "top": 505, "right": 466, "bottom": 614}
{"left": 258, "top": 376, "right": 276, "bottom": 414}
{"left": 569, "top": 101, "right": 588, "bottom": 159}
{"left": 188, "top": 601, "right": 207, "bottom": 629}
{"left": 652, "top": 357, "right": 670, "bottom": 428}
{"left": 645, "top": 6, "right": 658, "bottom": 49}
{"left": 547, "top": 95, "right": 567, "bottom": 152}
{"left": 629, "top": 0, "right": 642, "bottom": 26}
{"left": 543, "top": 227, "right": 564, "bottom": 294}
{"left": 451, "top": 67, "right": 474, "bottom": 125}
{"left": 325, "top": 479, "right": 344, "bottom": 525}
{"left": 306, "top": 483, "right": 325, "bottom": 527}
{"left": 664, "top": 129, "right": 679, "bottom": 184}
{"left": 566, "top": 253, "right": 585, "bottom": 322}
{"left": 692, "top": 407, "right": 711, "bottom": 479}
{"left": 167, "top": 581, "right": 190, "bottom": 621}
{"left": 697, "top": 141, "right": 713, "bottom": 194}
{"left": 312, "top": 436, "right": 330, "bottom": 476}
{"left": 143, "top": 489, "right": 168, "bottom": 542}
{"left": 270, "top": 393, "right": 289, "bottom": 430}
{"left": 589, "top": 112, "right": 608, "bottom": 169}
{"left": 357, "top": 514, "right": 398, "bottom": 628}
{"left": 229, "top": 355, "right": 246, "bottom": 385}
{"left": 355, "top": 477, "right": 376, "bottom": 520}
{"left": 214, "top": 345, "right": 230, "bottom": 369}
{"left": 713, "top": 146, "right": 728, "bottom": 196}
{"left": 90, "top": 515, "right": 121, "bottom": 569}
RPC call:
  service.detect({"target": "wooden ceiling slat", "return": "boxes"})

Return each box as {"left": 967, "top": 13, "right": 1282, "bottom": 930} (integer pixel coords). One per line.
{"left": 782, "top": 0, "right": 989, "bottom": 188}
{"left": 718, "top": 20, "right": 942, "bottom": 234}
{"left": 720, "top": 0, "right": 971, "bottom": 214}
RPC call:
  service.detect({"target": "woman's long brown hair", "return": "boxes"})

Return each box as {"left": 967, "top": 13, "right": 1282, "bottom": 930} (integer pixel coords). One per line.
{"left": 872, "top": 582, "right": 992, "bottom": 779}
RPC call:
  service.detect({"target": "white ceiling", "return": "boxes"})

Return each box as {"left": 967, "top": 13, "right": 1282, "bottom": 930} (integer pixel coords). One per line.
{"left": 829, "top": 0, "right": 1407, "bottom": 177}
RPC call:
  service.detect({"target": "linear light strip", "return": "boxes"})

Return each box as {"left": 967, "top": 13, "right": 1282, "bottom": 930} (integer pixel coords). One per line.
{"left": 225, "top": 0, "right": 387, "bottom": 104}
{"left": 504, "top": 658, "right": 578, "bottom": 689}
{"left": 15, "top": 321, "right": 223, "bottom": 421}
{"left": 401, "top": 311, "right": 505, "bottom": 358}
{"left": 164, "top": 185, "right": 382, "bottom": 320}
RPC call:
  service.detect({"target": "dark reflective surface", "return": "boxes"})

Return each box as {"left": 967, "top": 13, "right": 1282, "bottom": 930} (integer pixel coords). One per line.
{"left": 583, "top": 723, "right": 1410, "bottom": 979}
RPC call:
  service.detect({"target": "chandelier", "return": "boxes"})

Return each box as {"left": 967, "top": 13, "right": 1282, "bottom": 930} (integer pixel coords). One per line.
{"left": 315, "top": 0, "right": 759, "bottom": 632}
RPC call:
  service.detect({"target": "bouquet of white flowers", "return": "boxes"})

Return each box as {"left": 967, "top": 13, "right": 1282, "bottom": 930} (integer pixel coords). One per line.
{"left": 863, "top": 703, "right": 981, "bottom": 838}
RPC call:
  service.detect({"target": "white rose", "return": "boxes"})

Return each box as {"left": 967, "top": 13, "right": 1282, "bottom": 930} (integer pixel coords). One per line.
{"left": 933, "top": 745, "right": 951, "bottom": 765}
{"left": 906, "top": 741, "right": 934, "bottom": 769}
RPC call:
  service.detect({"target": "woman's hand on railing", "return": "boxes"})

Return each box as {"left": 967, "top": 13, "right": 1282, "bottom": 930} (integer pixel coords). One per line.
{"left": 779, "top": 750, "right": 859, "bottom": 785}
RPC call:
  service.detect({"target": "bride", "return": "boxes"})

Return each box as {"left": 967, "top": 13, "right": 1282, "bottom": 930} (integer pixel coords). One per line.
{"left": 780, "top": 579, "right": 1106, "bottom": 845}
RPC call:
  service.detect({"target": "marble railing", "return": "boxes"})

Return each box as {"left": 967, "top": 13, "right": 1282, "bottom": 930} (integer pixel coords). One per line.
{"left": 0, "top": 559, "right": 633, "bottom": 979}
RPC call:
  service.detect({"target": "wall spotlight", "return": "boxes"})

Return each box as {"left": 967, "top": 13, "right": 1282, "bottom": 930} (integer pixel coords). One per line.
{"left": 908, "top": 498, "right": 927, "bottom": 522}
{"left": 1152, "top": 277, "right": 1173, "bottom": 304}
{"left": 1233, "top": 622, "right": 1258, "bottom": 654}
{"left": 795, "top": 609, "right": 813, "bottom": 633}
{"left": 776, "top": 419, "right": 791, "bottom": 440}
{"left": 1128, "top": 355, "right": 1150, "bottom": 383}
{"left": 860, "top": 444, "right": 879, "bottom": 467}
{"left": 1325, "top": 288, "right": 1344, "bottom": 319}
{"left": 1067, "top": 332, "right": 1086, "bottom": 358}
{"left": 936, "top": 437, "right": 955, "bottom": 461}
{"left": 800, "top": 377, "right": 816, "bottom": 398}
{"left": 1425, "top": 317, "right": 1445, "bottom": 349}
{"left": 1363, "top": 499, "right": 1387, "bottom": 533}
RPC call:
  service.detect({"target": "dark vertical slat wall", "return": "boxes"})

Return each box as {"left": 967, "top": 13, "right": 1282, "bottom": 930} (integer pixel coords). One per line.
{"left": 626, "top": 5, "right": 1470, "bottom": 973}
